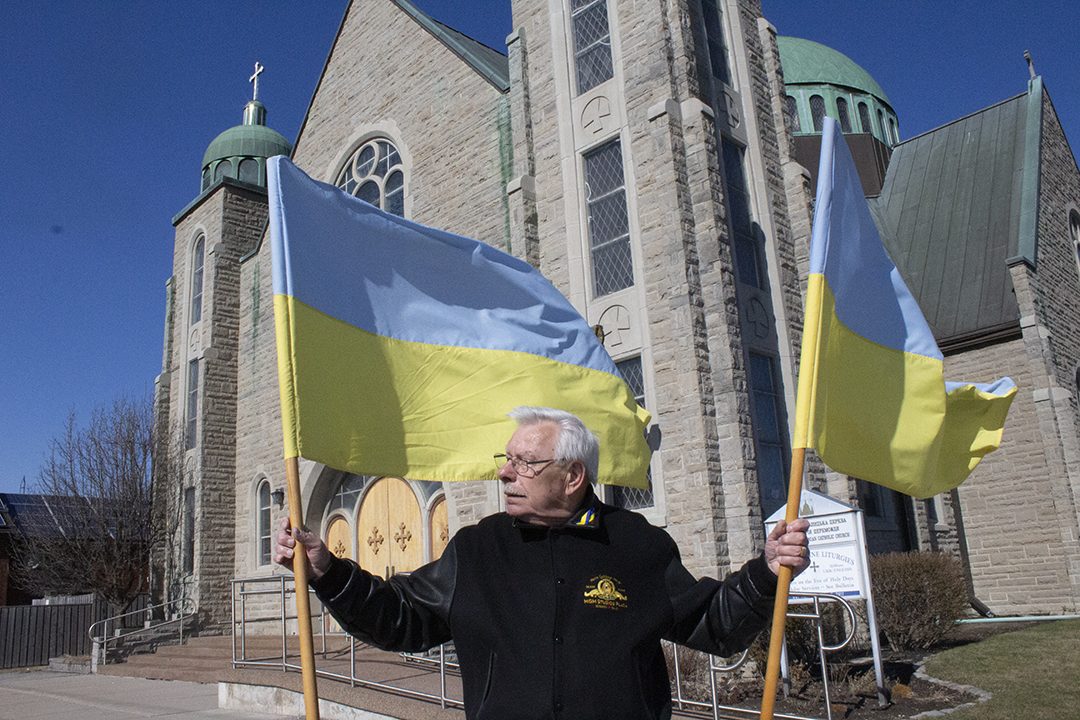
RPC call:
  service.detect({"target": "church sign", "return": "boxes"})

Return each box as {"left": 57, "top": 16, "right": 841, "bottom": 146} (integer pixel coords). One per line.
{"left": 765, "top": 490, "right": 868, "bottom": 600}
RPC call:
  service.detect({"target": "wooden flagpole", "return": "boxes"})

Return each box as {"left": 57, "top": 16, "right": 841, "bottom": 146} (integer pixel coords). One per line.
{"left": 285, "top": 456, "right": 320, "bottom": 720}
{"left": 758, "top": 447, "right": 805, "bottom": 720}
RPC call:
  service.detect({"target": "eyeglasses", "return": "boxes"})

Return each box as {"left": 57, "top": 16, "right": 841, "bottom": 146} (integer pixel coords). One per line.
{"left": 493, "top": 453, "right": 558, "bottom": 477}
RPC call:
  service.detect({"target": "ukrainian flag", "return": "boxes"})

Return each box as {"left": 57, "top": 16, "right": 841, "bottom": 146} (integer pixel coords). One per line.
{"left": 794, "top": 119, "right": 1016, "bottom": 498}
{"left": 268, "top": 157, "right": 651, "bottom": 488}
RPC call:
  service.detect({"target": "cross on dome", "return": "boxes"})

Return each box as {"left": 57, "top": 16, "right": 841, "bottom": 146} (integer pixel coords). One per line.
{"left": 249, "top": 61, "right": 264, "bottom": 101}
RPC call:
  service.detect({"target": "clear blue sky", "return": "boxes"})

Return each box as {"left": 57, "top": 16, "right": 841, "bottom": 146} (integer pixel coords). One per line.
{"left": 2, "top": 1, "right": 1077, "bottom": 493}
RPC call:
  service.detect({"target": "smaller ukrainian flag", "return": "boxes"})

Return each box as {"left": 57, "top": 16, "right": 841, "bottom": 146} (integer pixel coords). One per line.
{"left": 268, "top": 157, "right": 651, "bottom": 488}
{"left": 794, "top": 118, "right": 1017, "bottom": 498}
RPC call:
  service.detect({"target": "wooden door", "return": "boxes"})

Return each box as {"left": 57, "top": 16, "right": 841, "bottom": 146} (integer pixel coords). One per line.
{"left": 325, "top": 516, "right": 353, "bottom": 559}
{"left": 355, "top": 477, "right": 422, "bottom": 578}
{"left": 385, "top": 477, "right": 423, "bottom": 575}
{"left": 430, "top": 496, "right": 450, "bottom": 561}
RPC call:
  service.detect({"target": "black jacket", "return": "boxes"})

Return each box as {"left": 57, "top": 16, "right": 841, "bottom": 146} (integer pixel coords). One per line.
{"left": 312, "top": 491, "right": 777, "bottom": 720}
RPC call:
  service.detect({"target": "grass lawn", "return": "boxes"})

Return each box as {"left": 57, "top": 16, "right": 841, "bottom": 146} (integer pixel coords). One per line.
{"left": 921, "top": 619, "right": 1080, "bottom": 719}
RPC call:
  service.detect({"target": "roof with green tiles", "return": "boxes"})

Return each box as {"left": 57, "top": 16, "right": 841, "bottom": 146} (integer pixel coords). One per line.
{"left": 392, "top": 0, "right": 509, "bottom": 92}
{"left": 778, "top": 36, "right": 891, "bottom": 107}
{"left": 868, "top": 81, "right": 1043, "bottom": 346}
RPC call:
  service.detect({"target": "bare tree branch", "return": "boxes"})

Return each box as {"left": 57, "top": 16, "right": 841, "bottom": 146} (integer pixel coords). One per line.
{"left": 11, "top": 396, "right": 186, "bottom": 608}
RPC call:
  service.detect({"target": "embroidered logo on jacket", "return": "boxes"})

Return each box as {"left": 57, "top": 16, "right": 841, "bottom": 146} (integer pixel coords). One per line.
{"left": 583, "top": 575, "right": 628, "bottom": 610}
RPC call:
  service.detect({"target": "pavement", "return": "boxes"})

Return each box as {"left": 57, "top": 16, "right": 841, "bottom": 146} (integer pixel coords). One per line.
{"left": 0, "top": 669, "right": 271, "bottom": 720}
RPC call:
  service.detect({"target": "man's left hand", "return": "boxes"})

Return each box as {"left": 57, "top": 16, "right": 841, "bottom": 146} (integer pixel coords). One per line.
{"left": 764, "top": 518, "right": 811, "bottom": 577}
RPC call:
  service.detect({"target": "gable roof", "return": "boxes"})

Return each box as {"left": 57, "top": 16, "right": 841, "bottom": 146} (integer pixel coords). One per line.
{"left": 868, "top": 81, "right": 1043, "bottom": 348}
{"left": 391, "top": 1, "right": 509, "bottom": 92}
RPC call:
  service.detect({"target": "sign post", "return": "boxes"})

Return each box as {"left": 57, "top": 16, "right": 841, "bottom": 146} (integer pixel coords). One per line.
{"left": 766, "top": 489, "right": 887, "bottom": 707}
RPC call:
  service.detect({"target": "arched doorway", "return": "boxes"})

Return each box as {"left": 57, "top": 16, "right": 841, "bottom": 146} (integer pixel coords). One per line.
{"left": 357, "top": 477, "right": 422, "bottom": 578}
{"left": 325, "top": 515, "right": 352, "bottom": 560}
{"left": 430, "top": 495, "right": 450, "bottom": 561}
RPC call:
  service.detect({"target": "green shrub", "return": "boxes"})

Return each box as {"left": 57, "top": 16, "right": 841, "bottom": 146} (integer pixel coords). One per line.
{"left": 869, "top": 551, "right": 968, "bottom": 651}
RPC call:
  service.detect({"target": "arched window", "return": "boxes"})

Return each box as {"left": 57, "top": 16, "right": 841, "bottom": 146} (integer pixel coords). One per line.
{"left": 256, "top": 480, "right": 272, "bottom": 566}
{"left": 890, "top": 117, "right": 900, "bottom": 144}
{"left": 190, "top": 236, "right": 205, "bottom": 325}
{"left": 201, "top": 168, "right": 211, "bottom": 192}
{"left": 238, "top": 158, "right": 259, "bottom": 185}
{"left": 1070, "top": 210, "right": 1080, "bottom": 283}
{"left": 214, "top": 159, "right": 232, "bottom": 183}
{"left": 329, "top": 474, "right": 367, "bottom": 514}
{"left": 858, "top": 101, "right": 872, "bottom": 134}
{"left": 785, "top": 95, "right": 801, "bottom": 132}
{"left": 809, "top": 95, "right": 826, "bottom": 132}
{"left": 336, "top": 139, "right": 406, "bottom": 216}
{"left": 836, "top": 97, "right": 852, "bottom": 133}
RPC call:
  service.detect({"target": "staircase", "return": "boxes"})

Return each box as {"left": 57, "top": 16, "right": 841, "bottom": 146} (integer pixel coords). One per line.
{"left": 97, "top": 634, "right": 280, "bottom": 684}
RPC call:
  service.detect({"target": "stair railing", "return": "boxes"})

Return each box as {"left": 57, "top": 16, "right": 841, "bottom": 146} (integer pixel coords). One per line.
{"left": 88, "top": 595, "right": 197, "bottom": 669}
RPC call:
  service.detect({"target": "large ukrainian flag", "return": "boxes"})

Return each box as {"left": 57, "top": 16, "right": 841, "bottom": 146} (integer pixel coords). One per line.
{"left": 795, "top": 119, "right": 1016, "bottom": 498}
{"left": 268, "top": 157, "right": 651, "bottom": 488}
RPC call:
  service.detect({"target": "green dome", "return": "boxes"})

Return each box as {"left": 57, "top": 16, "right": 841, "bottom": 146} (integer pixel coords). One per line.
{"left": 202, "top": 110, "right": 291, "bottom": 168}
{"left": 777, "top": 36, "right": 891, "bottom": 107}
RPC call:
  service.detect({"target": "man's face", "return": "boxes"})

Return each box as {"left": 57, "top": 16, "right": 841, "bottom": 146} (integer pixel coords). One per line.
{"left": 498, "top": 421, "right": 575, "bottom": 525}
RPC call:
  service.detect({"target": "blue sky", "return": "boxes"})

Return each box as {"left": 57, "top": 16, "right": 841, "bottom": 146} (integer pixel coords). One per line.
{"left": 1, "top": 1, "right": 1077, "bottom": 493}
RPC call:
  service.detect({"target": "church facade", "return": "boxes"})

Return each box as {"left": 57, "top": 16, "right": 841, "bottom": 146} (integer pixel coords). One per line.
{"left": 154, "top": 0, "right": 1080, "bottom": 627}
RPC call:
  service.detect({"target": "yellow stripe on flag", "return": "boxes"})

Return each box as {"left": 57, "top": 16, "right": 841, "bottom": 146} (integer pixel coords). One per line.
{"left": 275, "top": 295, "right": 651, "bottom": 488}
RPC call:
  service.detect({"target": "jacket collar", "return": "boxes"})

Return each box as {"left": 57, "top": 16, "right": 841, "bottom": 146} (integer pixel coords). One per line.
{"left": 512, "top": 486, "right": 603, "bottom": 531}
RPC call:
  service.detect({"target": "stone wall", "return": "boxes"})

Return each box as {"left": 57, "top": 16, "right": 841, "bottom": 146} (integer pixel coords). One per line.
{"left": 232, "top": 0, "right": 512, "bottom": 576}
{"left": 946, "top": 336, "right": 1078, "bottom": 614}
{"left": 163, "top": 182, "right": 268, "bottom": 627}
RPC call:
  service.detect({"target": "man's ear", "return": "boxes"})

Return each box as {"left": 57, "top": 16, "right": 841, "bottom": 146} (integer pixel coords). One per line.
{"left": 564, "top": 460, "right": 588, "bottom": 496}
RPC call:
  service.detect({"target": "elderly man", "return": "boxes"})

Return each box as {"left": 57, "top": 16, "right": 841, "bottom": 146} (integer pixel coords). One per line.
{"left": 276, "top": 406, "right": 809, "bottom": 720}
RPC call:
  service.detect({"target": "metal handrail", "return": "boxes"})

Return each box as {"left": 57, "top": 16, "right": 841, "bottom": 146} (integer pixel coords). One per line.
{"left": 230, "top": 576, "right": 857, "bottom": 720}
{"left": 88, "top": 595, "right": 197, "bottom": 666}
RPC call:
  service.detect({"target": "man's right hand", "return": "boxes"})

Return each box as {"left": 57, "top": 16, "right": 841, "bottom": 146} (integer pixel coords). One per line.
{"left": 273, "top": 516, "right": 334, "bottom": 580}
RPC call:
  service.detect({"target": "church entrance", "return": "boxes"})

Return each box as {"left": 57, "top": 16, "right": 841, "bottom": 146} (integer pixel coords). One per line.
{"left": 357, "top": 477, "right": 423, "bottom": 578}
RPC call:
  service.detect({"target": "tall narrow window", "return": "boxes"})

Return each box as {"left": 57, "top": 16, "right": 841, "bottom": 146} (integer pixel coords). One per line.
{"left": 858, "top": 102, "right": 872, "bottom": 134}
{"left": 809, "top": 95, "right": 826, "bottom": 132}
{"left": 182, "top": 487, "right": 195, "bottom": 575}
{"left": 584, "top": 140, "right": 633, "bottom": 296}
{"left": 700, "top": 0, "right": 730, "bottom": 86}
{"left": 190, "top": 236, "right": 205, "bottom": 325}
{"left": 890, "top": 118, "right": 899, "bottom": 144}
{"left": 748, "top": 352, "right": 788, "bottom": 516}
{"left": 836, "top": 97, "right": 852, "bottom": 133}
{"left": 612, "top": 357, "right": 654, "bottom": 510}
{"left": 570, "top": 0, "right": 614, "bottom": 94}
{"left": 185, "top": 359, "right": 199, "bottom": 449}
{"left": 257, "top": 481, "right": 272, "bottom": 565}
{"left": 877, "top": 109, "right": 888, "bottom": 143}
{"left": 785, "top": 95, "right": 801, "bottom": 133}
{"left": 1071, "top": 211, "right": 1080, "bottom": 283}
{"left": 722, "top": 140, "right": 762, "bottom": 288}
{"left": 336, "top": 139, "right": 406, "bottom": 217}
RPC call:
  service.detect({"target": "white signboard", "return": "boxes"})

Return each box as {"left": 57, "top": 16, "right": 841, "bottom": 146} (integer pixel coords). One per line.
{"left": 765, "top": 489, "right": 868, "bottom": 600}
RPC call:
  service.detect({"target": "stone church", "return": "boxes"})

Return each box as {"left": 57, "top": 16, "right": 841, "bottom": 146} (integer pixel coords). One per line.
{"left": 154, "top": 0, "right": 1080, "bottom": 627}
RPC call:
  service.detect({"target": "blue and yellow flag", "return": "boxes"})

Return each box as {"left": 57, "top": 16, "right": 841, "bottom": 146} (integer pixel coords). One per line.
{"left": 794, "top": 119, "right": 1016, "bottom": 498}
{"left": 268, "top": 157, "right": 651, "bottom": 488}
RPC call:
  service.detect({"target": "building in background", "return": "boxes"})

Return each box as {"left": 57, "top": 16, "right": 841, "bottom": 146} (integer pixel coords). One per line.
{"left": 154, "top": 0, "right": 1080, "bottom": 626}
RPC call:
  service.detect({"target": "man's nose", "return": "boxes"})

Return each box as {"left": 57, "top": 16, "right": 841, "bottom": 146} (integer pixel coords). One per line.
{"left": 497, "top": 460, "right": 515, "bottom": 481}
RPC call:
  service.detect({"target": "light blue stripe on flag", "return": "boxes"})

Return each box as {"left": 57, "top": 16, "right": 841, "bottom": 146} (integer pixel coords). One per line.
{"left": 269, "top": 157, "right": 617, "bottom": 374}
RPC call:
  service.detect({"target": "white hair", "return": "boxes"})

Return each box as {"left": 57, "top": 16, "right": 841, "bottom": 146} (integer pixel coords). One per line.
{"left": 508, "top": 407, "right": 600, "bottom": 483}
